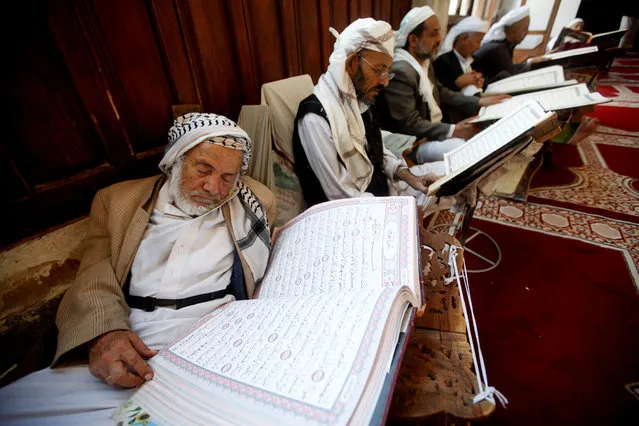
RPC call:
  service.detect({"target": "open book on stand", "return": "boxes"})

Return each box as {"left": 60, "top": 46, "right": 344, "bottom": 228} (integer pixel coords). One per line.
{"left": 530, "top": 45, "right": 618, "bottom": 71}
{"left": 428, "top": 101, "right": 560, "bottom": 197}
{"left": 482, "top": 66, "right": 577, "bottom": 96}
{"left": 470, "top": 83, "right": 610, "bottom": 123}
{"left": 551, "top": 28, "right": 629, "bottom": 50}
{"left": 114, "top": 196, "right": 423, "bottom": 426}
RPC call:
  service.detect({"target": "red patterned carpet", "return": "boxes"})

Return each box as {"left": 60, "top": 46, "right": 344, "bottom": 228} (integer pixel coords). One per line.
{"left": 464, "top": 55, "right": 639, "bottom": 425}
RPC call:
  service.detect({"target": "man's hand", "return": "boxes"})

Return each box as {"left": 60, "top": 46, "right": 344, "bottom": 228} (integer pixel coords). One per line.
{"left": 455, "top": 71, "right": 483, "bottom": 89}
{"left": 478, "top": 94, "right": 511, "bottom": 107}
{"left": 451, "top": 117, "right": 479, "bottom": 140}
{"left": 397, "top": 169, "right": 441, "bottom": 193}
{"left": 88, "top": 330, "right": 158, "bottom": 388}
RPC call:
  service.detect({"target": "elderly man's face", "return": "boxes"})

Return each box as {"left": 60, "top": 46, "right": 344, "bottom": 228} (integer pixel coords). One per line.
{"left": 347, "top": 49, "right": 393, "bottom": 104}
{"left": 456, "top": 32, "right": 485, "bottom": 58}
{"left": 411, "top": 15, "right": 443, "bottom": 60}
{"left": 505, "top": 16, "right": 530, "bottom": 45}
{"left": 170, "top": 143, "right": 243, "bottom": 216}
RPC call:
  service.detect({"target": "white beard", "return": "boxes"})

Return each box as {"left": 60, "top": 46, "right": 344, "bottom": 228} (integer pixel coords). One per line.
{"left": 168, "top": 158, "right": 222, "bottom": 217}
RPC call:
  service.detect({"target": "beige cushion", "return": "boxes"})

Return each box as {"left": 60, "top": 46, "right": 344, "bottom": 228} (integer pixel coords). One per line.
{"left": 237, "top": 105, "right": 274, "bottom": 190}
{"left": 260, "top": 75, "right": 314, "bottom": 163}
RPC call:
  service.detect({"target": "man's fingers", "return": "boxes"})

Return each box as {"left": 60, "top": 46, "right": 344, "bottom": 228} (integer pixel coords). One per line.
{"left": 108, "top": 361, "right": 145, "bottom": 388}
{"left": 121, "top": 348, "right": 154, "bottom": 382}
{"left": 129, "top": 332, "right": 158, "bottom": 358}
{"left": 88, "top": 361, "right": 110, "bottom": 383}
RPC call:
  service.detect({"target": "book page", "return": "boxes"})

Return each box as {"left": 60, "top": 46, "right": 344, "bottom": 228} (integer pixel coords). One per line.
{"left": 445, "top": 101, "right": 547, "bottom": 174}
{"left": 258, "top": 197, "right": 419, "bottom": 303}
{"left": 127, "top": 287, "right": 407, "bottom": 425}
{"left": 540, "top": 45, "right": 598, "bottom": 60}
{"left": 484, "top": 66, "right": 566, "bottom": 95}
{"left": 472, "top": 84, "right": 608, "bottom": 122}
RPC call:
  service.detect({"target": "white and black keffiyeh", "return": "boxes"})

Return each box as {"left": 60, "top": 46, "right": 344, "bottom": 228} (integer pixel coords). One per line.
{"left": 160, "top": 112, "right": 271, "bottom": 287}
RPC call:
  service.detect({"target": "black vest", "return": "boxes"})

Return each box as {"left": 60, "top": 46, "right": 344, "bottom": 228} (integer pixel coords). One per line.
{"left": 292, "top": 94, "right": 389, "bottom": 207}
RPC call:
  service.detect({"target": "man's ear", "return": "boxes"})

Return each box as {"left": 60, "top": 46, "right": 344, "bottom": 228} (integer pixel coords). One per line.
{"left": 407, "top": 33, "right": 420, "bottom": 49}
{"left": 345, "top": 52, "right": 359, "bottom": 76}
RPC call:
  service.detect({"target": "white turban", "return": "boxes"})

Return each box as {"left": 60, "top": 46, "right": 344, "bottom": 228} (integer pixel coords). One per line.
{"left": 568, "top": 18, "right": 584, "bottom": 28}
{"left": 482, "top": 5, "right": 530, "bottom": 45}
{"left": 438, "top": 16, "right": 489, "bottom": 58}
{"left": 159, "top": 113, "right": 251, "bottom": 175}
{"left": 313, "top": 18, "right": 395, "bottom": 192}
{"left": 395, "top": 6, "right": 436, "bottom": 48}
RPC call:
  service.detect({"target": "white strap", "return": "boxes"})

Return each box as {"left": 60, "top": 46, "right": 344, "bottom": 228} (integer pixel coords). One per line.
{"left": 446, "top": 245, "right": 508, "bottom": 408}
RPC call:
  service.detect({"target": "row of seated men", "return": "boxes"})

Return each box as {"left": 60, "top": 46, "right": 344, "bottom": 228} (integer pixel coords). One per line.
{"left": 294, "top": 5, "right": 531, "bottom": 207}
{"left": 0, "top": 5, "right": 534, "bottom": 425}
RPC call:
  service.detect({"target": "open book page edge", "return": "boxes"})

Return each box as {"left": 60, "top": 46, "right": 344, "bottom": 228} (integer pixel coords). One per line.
{"left": 448, "top": 100, "right": 546, "bottom": 161}
{"left": 259, "top": 196, "right": 421, "bottom": 305}
{"left": 541, "top": 45, "right": 598, "bottom": 61}
{"left": 483, "top": 65, "right": 565, "bottom": 93}
{"left": 589, "top": 28, "right": 627, "bottom": 40}
{"left": 482, "top": 79, "right": 579, "bottom": 96}
{"left": 429, "top": 136, "right": 535, "bottom": 196}
{"left": 472, "top": 83, "right": 600, "bottom": 123}
{"left": 271, "top": 196, "right": 415, "bottom": 245}
{"left": 117, "top": 287, "right": 411, "bottom": 426}
{"left": 434, "top": 103, "right": 550, "bottom": 195}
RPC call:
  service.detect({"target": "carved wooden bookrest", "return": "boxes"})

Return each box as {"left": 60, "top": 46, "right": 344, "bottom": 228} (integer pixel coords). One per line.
{"left": 388, "top": 218, "right": 495, "bottom": 424}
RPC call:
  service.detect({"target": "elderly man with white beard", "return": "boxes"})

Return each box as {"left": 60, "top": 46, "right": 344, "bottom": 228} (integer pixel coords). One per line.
{"left": 0, "top": 113, "right": 275, "bottom": 425}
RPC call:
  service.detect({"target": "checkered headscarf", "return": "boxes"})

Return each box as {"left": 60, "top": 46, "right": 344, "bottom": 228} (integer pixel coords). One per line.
{"left": 160, "top": 113, "right": 252, "bottom": 175}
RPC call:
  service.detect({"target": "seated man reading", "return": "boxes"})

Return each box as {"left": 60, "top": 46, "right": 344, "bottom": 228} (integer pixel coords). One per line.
{"left": 473, "top": 6, "right": 531, "bottom": 84}
{"left": 376, "top": 6, "right": 508, "bottom": 165}
{"left": 434, "top": 16, "right": 490, "bottom": 96}
{"left": 293, "top": 18, "right": 442, "bottom": 208}
{"left": 0, "top": 113, "right": 275, "bottom": 425}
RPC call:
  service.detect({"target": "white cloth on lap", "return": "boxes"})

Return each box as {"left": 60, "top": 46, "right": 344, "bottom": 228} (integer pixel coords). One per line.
{"left": 417, "top": 138, "right": 465, "bottom": 163}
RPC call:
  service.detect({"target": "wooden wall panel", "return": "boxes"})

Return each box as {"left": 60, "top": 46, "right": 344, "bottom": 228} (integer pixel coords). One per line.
{"left": 3, "top": 0, "right": 411, "bottom": 247}
{"left": 91, "top": 0, "right": 174, "bottom": 155}
{"left": 4, "top": 4, "right": 107, "bottom": 187}
{"left": 330, "top": 0, "right": 351, "bottom": 33}
{"left": 150, "top": 0, "right": 201, "bottom": 106}
{"left": 185, "top": 0, "right": 247, "bottom": 118}
{"left": 296, "top": 0, "right": 325, "bottom": 82}
{"left": 243, "top": 0, "right": 291, "bottom": 85}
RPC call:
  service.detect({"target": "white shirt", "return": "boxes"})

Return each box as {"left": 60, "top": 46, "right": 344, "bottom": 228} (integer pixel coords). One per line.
{"left": 454, "top": 49, "right": 482, "bottom": 96}
{"left": 128, "top": 183, "right": 236, "bottom": 349}
{"left": 297, "top": 103, "right": 404, "bottom": 200}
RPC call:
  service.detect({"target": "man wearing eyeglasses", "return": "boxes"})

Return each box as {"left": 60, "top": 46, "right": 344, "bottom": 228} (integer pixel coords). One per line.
{"left": 292, "top": 18, "right": 443, "bottom": 208}
{"left": 376, "top": 6, "right": 507, "bottom": 165}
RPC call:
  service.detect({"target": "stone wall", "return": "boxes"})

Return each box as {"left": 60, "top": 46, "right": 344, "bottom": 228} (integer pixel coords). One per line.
{"left": 0, "top": 219, "right": 88, "bottom": 384}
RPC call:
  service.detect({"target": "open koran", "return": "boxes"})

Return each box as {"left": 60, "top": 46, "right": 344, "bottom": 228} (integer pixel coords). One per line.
{"left": 530, "top": 45, "right": 613, "bottom": 71}
{"left": 470, "top": 83, "right": 610, "bottom": 123}
{"left": 537, "top": 45, "right": 599, "bottom": 61}
{"left": 114, "top": 196, "right": 422, "bottom": 426}
{"left": 482, "top": 66, "right": 577, "bottom": 96}
{"left": 428, "top": 101, "right": 559, "bottom": 197}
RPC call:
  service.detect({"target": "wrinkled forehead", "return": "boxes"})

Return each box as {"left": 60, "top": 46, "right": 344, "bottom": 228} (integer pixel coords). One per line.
{"left": 359, "top": 48, "right": 393, "bottom": 68}
{"left": 423, "top": 15, "right": 441, "bottom": 32}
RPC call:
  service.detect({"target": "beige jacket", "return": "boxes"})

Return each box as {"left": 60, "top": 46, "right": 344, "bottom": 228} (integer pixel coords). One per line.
{"left": 54, "top": 175, "right": 276, "bottom": 364}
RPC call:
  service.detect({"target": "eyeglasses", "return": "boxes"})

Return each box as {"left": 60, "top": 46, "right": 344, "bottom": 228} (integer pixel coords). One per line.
{"left": 358, "top": 55, "right": 395, "bottom": 81}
